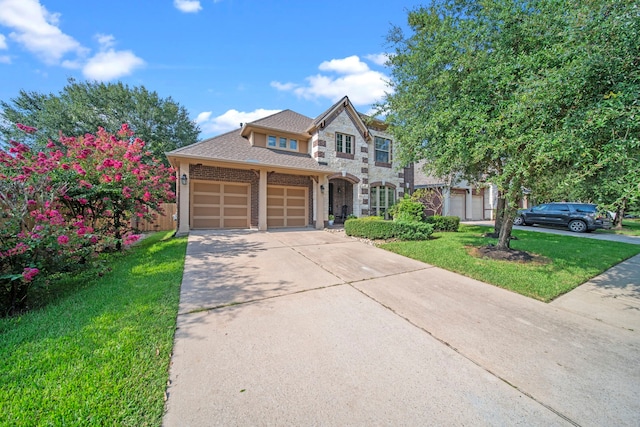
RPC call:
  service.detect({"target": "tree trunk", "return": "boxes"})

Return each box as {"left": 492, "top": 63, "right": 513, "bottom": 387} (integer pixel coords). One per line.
{"left": 496, "top": 206, "right": 514, "bottom": 250}
{"left": 614, "top": 198, "right": 626, "bottom": 229}
{"left": 494, "top": 194, "right": 505, "bottom": 235}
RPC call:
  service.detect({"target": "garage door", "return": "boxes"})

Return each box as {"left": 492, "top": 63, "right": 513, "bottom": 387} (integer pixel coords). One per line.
{"left": 472, "top": 195, "right": 484, "bottom": 220}
{"left": 191, "top": 181, "right": 250, "bottom": 229}
{"left": 267, "top": 186, "right": 308, "bottom": 228}
{"left": 450, "top": 193, "right": 465, "bottom": 219}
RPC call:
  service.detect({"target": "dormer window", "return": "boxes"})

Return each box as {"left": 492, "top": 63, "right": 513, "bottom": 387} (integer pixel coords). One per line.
{"left": 268, "top": 135, "right": 298, "bottom": 151}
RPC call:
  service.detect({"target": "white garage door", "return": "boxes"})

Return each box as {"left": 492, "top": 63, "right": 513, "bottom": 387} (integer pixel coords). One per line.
{"left": 472, "top": 195, "right": 484, "bottom": 220}
{"left": 267, "top": 186, "right": 308, "bottom": 228}
{"left": 450, "top": 193, "right": 465, "bottom": 219}
{"left": 191, "top": 181, "right": 250, "bottom": 229}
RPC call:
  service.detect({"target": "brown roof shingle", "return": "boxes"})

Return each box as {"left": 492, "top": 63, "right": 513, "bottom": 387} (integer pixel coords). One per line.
{"left": 251, "top": 110, "right": 314, "bottom": 134}
{"left": 167, "top": 128, "right": 332, "bottom": 173}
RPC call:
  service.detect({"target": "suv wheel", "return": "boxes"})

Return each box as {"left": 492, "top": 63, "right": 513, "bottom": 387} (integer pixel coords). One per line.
{"left": 568, "top": 220, "right": 587, "bottom": 233}
{"left": 513, "top": 216, "right": 524, "bottom": 226}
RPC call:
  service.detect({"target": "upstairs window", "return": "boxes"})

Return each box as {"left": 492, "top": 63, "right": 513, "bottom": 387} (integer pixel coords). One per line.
{"left": 268, "top": 135, "right": 299, "bottom": 151}
{"left": 336, "top": 133, "right": 353, "bottom": 154}
{"left": 375, "top": 137, "right": 391, "bottom": 164}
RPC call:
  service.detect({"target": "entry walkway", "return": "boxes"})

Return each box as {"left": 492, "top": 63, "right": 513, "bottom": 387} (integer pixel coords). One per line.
{"left": 164, "top": 229, "right": 640, "bottom": 426}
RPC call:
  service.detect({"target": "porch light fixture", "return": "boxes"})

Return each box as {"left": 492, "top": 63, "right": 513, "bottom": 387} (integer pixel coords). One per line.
{"left": 320, "top": 185, "right": 325, "bottom": 193}
{"left": 181, "top": 173, "right": 188, "bottom": 185}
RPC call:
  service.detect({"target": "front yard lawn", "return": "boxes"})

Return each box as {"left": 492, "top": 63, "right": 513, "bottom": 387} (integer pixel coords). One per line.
{"left": 597, "top": 219, "right": 640, "bottom": 236}
{"left": 380, "top": 224, "right": 640, "bottom": 302}
{"left": 0, "top": 231, "right": 187, "bottom": 426}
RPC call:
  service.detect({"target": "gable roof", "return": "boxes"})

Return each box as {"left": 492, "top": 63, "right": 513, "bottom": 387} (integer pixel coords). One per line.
{"left": 166, "top": 128, "right": 332, "bottom": 173}
{"left": 308, "top": 96, "right": 371, "bottom": 140}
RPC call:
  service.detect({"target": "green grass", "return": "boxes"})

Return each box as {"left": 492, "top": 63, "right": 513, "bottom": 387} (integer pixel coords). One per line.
{"left": 597, "top": 219, "right": 640, "bottom": 236}
{"left": 380, "top": 224, "right": 640, "bottom": 302}
{"left": 0, "top": 231, "right": 187, "bottom": 426}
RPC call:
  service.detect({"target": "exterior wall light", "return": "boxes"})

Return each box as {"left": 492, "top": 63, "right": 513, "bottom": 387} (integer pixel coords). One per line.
{"left": 320, "top": 184, "right": 325, "bottom": 193}
{"left": 181, "top": 173, "right": 188, "bottom": 185}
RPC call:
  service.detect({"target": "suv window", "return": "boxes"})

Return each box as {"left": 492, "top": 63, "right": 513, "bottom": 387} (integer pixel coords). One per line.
{"left": 573, "top": 204, "right": 596, "bottom": 213}
{"left": 553, "top": 204, "right": 570, "bottom": 211}
{"left": 532, "top": 204, "right": 549, "bottom": 212}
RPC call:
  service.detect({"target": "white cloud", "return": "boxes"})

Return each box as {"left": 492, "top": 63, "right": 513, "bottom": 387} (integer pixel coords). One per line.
{"left": 0, "top": 0, "right": 87, "bottom": 64}
{"left": 272, "top": 55, "right": 389, "bottom": 106}
{"left": 196, "top": 108, "right": 281, "bottom": 136}
{"left": 80, "top": 33, "right": 144, "bottom": 80}
{"left": 174, "top": 0, "right": 202, "bottom": 13}
{"left": 365, "top": 53, "right": 388, "bottom": 66}
{"left": 95, "top": 33, "right": 115, "bottom": 49}
{"left": 0, "top": 1, "right": 144, "bottom": 79}
{"left": 318, "top": 55, "right": 370, "bottom": 74}
{"left": 83, "top": 49, "right": 145, "bottom": 80}
{"left": 0, "top": 55, "right": 10, "bottom": 64}
{"left": 270, "top": 81, "right": 297, "bottom": 91}
{"left": 0, "top": 34, "right": 7, "bottom": 49}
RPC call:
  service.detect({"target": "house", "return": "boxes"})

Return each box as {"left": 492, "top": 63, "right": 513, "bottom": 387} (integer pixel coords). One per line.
{"left": 413, "top": 161, "right": 493, "bottom": 220}
{"left": 166, "top": 96, "right": 412, "bottom": 234}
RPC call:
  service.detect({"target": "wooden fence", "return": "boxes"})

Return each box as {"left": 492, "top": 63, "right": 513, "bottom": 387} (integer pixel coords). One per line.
{"left": 131, "top": 203, "right": 177, "bottom": 232}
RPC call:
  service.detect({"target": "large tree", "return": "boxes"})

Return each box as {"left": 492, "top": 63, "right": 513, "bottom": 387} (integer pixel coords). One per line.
{"left": 381, "top": 0, "right": 639, "bottom": 248}
{"left": 0, "top": 79, "right": 200, "bottom": 164}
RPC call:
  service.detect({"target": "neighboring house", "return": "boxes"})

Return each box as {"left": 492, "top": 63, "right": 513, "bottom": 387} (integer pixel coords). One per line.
{"left": 413, "top": 161, "right": 493, "bottom": 220}
{"left": 166, "top": 96, "right": 412, "bottom": 234}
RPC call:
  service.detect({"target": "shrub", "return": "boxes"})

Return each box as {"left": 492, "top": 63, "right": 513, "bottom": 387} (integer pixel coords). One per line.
{"left": 344, "top": 218, "right": 433, "bottom": 240}
{"left": 390, "top": 194, "right": 425, "bottom": 222}
{"left": 345, "top": 218, "right": 396, "bottom": 239}
{"left": 426, "top": 215, "right": 460, "bottom": 232}
{"left": 0, "top": 123, "right": 175, "bottom": 316}
{"left": 393, "top": 220, "right": 434, "bottom": 240}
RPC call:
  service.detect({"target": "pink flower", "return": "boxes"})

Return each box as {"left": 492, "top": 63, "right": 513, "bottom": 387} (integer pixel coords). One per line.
{"left": 78, "top": 198, "right": 88, "bottom": 205}
{"left": 72, "top": 164, "right": 86, "bottom": 175}
{"left": 16, "top": 123, "right": 37, "bottom": 134}
{"left": 22, "top": 267, "right": 40, "bottom": 282}
{"left": 57, "top": 235, "right": 69, "bottom": 245}
{"left": 123, "top": 234, "right": 141, "bottom": 246}
{"left": 142, "top": 191, "right": 151, "bottom": 202}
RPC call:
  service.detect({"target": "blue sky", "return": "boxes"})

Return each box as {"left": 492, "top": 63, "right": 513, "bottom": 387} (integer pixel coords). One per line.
{"left": 0, "top": 0, "right": 420, "bottom": 139}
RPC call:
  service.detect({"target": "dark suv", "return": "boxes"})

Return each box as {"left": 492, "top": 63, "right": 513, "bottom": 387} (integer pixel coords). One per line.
{"left": 514, "top": 203, "right": 611, "bottom": 233}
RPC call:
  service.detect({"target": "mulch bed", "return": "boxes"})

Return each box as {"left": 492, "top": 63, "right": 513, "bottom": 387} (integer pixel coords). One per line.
{"left": 468, "top": 245, "right": 550, "bottom": 264}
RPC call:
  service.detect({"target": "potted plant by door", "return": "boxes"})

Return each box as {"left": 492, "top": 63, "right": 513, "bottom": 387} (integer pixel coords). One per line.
{"left": 328, "top": 214, "right": 335, "bottom": 226}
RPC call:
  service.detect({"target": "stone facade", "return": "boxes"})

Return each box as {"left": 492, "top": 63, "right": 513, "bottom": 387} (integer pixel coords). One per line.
{"left": 315, "top": 108, "right": 406, "bottom": 217}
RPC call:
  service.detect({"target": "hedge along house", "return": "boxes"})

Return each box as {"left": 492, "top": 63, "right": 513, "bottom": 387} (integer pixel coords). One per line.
{"left": 166, "top": 96, "right": 413, "bottom": 234}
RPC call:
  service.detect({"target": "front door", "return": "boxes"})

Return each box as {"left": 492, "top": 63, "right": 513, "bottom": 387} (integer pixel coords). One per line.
{"left": 328, "top": 178, "right": 353, "bottom": 222}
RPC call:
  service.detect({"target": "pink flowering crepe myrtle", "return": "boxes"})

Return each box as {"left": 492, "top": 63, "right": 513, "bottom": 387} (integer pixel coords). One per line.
{"left": 1, "top": 123, "right": 175, "bottom": 313}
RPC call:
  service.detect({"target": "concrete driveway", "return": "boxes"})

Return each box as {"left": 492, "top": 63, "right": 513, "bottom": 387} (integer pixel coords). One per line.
{"left": 164, "top": 229, "right": 640, "bottom": 426}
